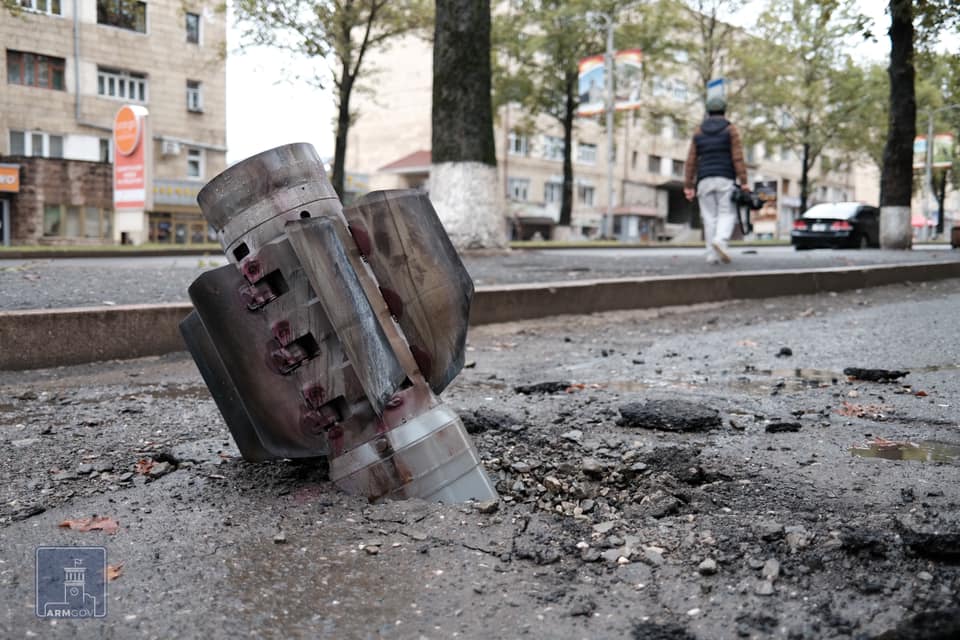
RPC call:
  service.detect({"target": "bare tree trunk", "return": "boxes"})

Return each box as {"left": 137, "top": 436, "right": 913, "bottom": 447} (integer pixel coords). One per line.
{"left": 800, "top": 142, "right": 810, "bottom": 214}
{"left": 880, "top": 0, "right": 915, "bottom": 249}
{"left": 936, "top": 169, "right": 948, "bottom": 235}
{"left": 331, "top": 73, "right": 353, "bottom": 200}
{"left": 559, "top": 70, "right": 576, "bottom": 229}
{"left": 430, "top": 0, "right": 505, "bottom": 249}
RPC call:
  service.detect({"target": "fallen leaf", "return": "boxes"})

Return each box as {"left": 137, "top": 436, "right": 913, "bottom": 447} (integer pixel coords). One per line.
{"left": 107, "top": 563, "right": 124, "bottom": 581}
{"left": 134, "top": 458, "right": 155, "bottom": 475}
{"left": 59, "top": 516, "right": 119, "bottom": 535}
{"left": 914, "top": 390, "right": 928, "bottom": 397}
{"left": 835, "top": 401, "right": 892, "bottom": 419}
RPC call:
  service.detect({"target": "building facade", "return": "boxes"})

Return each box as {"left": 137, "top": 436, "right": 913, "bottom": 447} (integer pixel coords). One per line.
{"left": 346, "top": 34, "right": 877, "bottom": 243}
{"left": 0, "top": 0, "right": 226, "bottom": 245}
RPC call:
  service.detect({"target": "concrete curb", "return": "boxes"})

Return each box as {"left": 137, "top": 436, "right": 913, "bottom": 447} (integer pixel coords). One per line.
{"left": 3, "top": 261, "right": 960, "bottom": 371}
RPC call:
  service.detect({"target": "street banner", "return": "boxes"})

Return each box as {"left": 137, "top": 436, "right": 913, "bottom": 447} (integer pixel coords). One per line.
{"left": 753, "top": 180, "right": 778, "bottom": 221}
{"left": 577, "top": 49, "right": 643, "bottom": 116}
{"left": 707, "top": 78, "right": 725, "bottom": 102}
{"left": 0, "top": 163, "right": 20, "bottom": 193}
{"left": 113, "top": 105, "right": 152, "bottom": 210}
{"left": 913, "top": 134, "right": 955, "bottom": 170}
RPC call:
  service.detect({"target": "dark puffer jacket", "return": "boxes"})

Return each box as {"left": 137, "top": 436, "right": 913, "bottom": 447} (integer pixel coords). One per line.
{"left": 683, "top": 115, "right": 748, "bottom": 190}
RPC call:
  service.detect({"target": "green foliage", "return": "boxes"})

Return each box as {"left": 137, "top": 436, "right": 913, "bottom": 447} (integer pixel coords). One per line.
{"left": 739, "top": 0, "right": 870, "bottom": 205}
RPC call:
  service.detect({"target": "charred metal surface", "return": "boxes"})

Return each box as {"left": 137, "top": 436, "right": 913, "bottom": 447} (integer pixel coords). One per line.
{"left": 180, "top": 142, "right": 496, "bottom": 503}
{"left": 343, "top": 191, "right": 473, "bottom": 394}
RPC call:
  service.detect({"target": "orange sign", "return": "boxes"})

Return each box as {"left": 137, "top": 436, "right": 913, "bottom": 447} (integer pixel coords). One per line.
{"left": 0, "top": 164, "right": 19, "bottom": 193}
{"left": 113, "top": 105, "right": 150, "bottom": 210}
{"left": 114, "top": 106, "right": 141, "bottom": 156}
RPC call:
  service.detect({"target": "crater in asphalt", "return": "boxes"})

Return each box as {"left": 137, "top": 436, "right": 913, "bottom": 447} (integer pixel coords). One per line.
{"left": 850, "top": 439, "right": 960, "bottom": 464}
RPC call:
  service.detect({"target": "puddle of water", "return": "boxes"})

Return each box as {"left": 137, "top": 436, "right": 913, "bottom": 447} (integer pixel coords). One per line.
{"left": 850, "top": 439, "right": 960, "bottom": 464}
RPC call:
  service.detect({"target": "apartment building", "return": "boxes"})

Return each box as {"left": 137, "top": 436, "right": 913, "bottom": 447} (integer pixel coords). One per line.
{"left": 0, "top": 0, "right": 226, "bottom": 245}
{"left": 346, "top": 33, "right": 876, "bottom": 242}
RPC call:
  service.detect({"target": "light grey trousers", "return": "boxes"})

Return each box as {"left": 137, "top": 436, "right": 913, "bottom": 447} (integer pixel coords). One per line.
{"left": 697, "top": 176, "right": 737, "bottom": 261}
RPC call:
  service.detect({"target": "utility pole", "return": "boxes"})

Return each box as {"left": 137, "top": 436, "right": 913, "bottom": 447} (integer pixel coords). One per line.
{"left": 592, "top": 12, "right": 615, "bottom": 240}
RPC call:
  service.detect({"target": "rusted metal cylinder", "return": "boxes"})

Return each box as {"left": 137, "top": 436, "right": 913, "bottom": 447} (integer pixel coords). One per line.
{"left": 183, "top": 143, "right": 497, "bottom": 504}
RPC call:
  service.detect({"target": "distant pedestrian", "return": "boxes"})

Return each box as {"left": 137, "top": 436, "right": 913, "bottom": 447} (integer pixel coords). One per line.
{"left": 683, "top": 96, "right": 749, "bottom": 264}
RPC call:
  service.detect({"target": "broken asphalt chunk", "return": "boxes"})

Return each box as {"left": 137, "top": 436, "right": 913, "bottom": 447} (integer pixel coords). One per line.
{"left": 617, "top": 400, "right": 721, "bottom": 432}
{"left": 843, "top": 368, "right": 909, "bottom": 382}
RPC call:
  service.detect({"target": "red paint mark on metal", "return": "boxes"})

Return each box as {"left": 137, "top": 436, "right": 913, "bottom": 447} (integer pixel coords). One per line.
{"left": 273, "top": 320, "right": 292, "bottom": 346}
{"left": 303, "top": 384, "right": 326, "bottom": 408}
{"left": 379, "top": 286, "right": 404, "bottom": 320}
{"left": 348, "top": 223, "right": 372, "bottom": 256}
{"left": 240, "top": 257, "right": 262, "bottom": 283}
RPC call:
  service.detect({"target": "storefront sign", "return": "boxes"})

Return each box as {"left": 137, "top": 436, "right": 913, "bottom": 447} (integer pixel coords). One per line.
{"left": 113, "top": 105, "right": 152, "bottom": 210}
{"left": 0, "top": 163, "right": 20, "bottom": 193}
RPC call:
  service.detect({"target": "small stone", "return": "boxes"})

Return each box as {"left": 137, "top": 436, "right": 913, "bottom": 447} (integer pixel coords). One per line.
{"left": 77, "top": 463, "right": 94, "bottom": 474}
{"left": 147, "top": 461, "right": 173, "bottom": 478}
{"left": 593, "top": 521, "right": 616, "bottom": 534}
{"left": 543, "top": 476, "right": 563, "bottom": 493}
{"left": 642, "top": 546, "right": 665, "bottom": 566}
{"left": 364, "top": 545, "right": 380, "bottom": 555}
{"left": 118, "top": 472, "right": 134, "bottom": 482}
{"left": 917, "top": 571, "right": 934, "bottom": 582}
{"left": 775, "top": 347, "right": 793, "bottom": 358}
{"left": 755, "top": 580, "right": 775, "bottom": 596}
{"left": 475, "top": 500, "right": 499, "bottom": 514}
{"left": 601, "top": 548, "right": 623, "bottom": 563}
{"left": 273, "top": 532, "right": 287, "bottom": 544}
{"left": 761, "top": 559, "right": 780, "bottom": 581}
{"left": 687, "top": 608, "right": 702, "bottom": 617}
{"left": 698, "top": 558, "right": 718, "bottom": 575}
{"left": 12, "top": 438, "right": 41, "bottom": 448}
{"left": 561, "top": 429, "right": 583, "bottom": 443}
{"left": 580, "top": 499, "right": 595, "bottom": 512}
{"left": 581, "top": 458, "right": 604, "bottom": 477}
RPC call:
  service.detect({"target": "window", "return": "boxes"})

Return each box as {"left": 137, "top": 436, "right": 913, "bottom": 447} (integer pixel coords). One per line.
{"left": 507, "top": 130, "right": 528, "bottom": 156}
{"left": 672, "top": 80, "right": 688, "bottom": 102}
{"left": 9, "top": 130, "right": 62, "bottom": 157}
{"left": 543, "top": 135, "right": 563, "bottom": 161}
{"left": 578, "top": 184, "right": 595, "bottom": 206}
{"left": 97, "top": 0, "right": 146, "bottom": 33}
{"left": 671, "top": 159, "right": 684, "bottom": 178}
{"left": 99, "top": 137, "right": 113, "bottom": 163}
{"left": 186, "top": 80, "right": 203, "bottom": 112}
{"left": 19, "top": 0, "right": 62, "bottom": 15}
{"left": 652, "top": 76, "right": 668, "bottom": 98}
{"left": 7, "top": 50, "right": 65, "bottom": 90}
{"left": 187, "top": 148, "right": 203, "bottom": 178}
{"left": 544, "top": 181, "right": 563, "bottom": 204}
{"left": 43, "top": 204, "right": 113, "bottom": 238}
{"left": 577, "top": 142, "right": 597, "bottom": 165}
{"left": 648, "top": 154, "right": 662, "bottom": 175}
{"left": 186, "top": 12, "right": 200, "bottom": 44}
{"left": 97, "top": 67, "right": 148, "bottom": 102}
{"left": 508, "top": 177, "right": 529, "bottom": 201}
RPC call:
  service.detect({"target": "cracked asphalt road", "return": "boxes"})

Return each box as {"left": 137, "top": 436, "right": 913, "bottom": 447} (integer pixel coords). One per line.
{"left": 2, "top": 278, "right": 960, "bottom": 639}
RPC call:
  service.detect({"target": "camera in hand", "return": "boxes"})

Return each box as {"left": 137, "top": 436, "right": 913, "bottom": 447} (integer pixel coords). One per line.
{"left": 731, "top": 186, "right": 763, "bottom": 210}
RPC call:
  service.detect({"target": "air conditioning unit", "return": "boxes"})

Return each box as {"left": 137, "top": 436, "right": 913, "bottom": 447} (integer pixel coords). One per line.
{"left": 161, "top": 140, "right": 181, "bottom": 156}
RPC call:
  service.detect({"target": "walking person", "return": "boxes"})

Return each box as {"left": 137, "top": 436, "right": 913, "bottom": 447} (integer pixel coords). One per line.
{"left": 683, "top": 96, "right": 749, "bottom": 264}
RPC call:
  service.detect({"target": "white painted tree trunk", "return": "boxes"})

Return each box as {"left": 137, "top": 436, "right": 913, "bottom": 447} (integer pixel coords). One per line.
{"left": 880, "top": 205, "right": 912, "bottom": 249}
{"left": 430, "top": 161, "right": 507, "bottom": 250}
